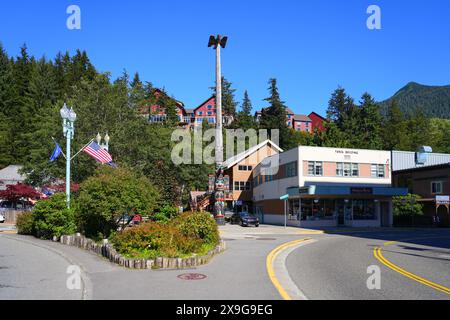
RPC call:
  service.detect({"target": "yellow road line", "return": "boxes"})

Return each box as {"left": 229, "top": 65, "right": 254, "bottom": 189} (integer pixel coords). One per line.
{"left": 266, "top": 238, "right": 311, "bottom": 300}
{"left": 374, "top": 246, "right": 450, "bottom": 295}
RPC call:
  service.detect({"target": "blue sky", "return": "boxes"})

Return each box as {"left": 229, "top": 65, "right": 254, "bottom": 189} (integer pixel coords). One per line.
{"left": 1, "top": 0, "right": 449, "bottom": 115}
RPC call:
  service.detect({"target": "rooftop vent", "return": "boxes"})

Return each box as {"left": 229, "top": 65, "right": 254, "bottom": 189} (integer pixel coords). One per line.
{"left": 415, "top": 146, "right": 433, "bottom": 165}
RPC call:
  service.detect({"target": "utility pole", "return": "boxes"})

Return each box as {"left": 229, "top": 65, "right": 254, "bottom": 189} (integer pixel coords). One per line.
{"left": 208, "top": 34, "right": 228, "bottom": 225}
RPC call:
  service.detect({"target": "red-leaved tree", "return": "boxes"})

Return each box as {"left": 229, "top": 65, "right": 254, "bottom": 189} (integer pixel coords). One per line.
{"left": 0, "top": 184, "right": 41, "bottom": 205}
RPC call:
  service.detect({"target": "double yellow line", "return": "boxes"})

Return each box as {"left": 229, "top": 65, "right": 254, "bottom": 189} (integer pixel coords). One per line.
{"left": 374, "top": 246, "right": 450, "bottom": 295}
{"left": 267, "top": 238, "right": 311, "bottom": 300}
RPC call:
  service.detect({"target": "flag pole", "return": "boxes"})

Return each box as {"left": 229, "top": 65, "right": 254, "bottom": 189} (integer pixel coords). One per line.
{"left": 70, "top": 138, "right": 94, "bottom": 161}
{"left": 51, "top": 137, "right": 66, "bottom": 159}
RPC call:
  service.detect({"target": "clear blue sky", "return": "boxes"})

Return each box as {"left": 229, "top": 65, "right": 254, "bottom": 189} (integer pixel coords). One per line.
{"left": 1, "top": 0, "right": 449, "bottom": 115}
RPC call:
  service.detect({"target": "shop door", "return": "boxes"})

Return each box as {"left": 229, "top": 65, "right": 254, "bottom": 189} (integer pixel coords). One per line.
{"left": 336, "top": 200, "right": 345, "bottom": 226}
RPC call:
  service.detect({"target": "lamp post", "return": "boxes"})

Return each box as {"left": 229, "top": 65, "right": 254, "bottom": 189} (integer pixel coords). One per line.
{"left": 208, "top": 34, "right": 228, "bottom": 225}
{"left": 96, "top": 132, "right": 110, "bottom": 151}
{"left": 60, "top": 103, "right": 76, "bottom": 208}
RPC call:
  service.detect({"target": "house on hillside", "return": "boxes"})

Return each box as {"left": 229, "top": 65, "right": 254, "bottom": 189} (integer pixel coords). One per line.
{"left": 142, "top": 90, "right": 233, "bottom": 128}
{"left": 254, "top": 107, "right": 325, "bottom": 133}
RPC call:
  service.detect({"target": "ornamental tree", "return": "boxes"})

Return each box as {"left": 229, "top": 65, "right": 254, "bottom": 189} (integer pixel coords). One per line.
{"left": 0, "top": 183, "right": 41, "bottom": 207}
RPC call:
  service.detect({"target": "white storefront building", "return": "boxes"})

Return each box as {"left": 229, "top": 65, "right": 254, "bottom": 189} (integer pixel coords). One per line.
{"left": 252, "top": 146, "right": 408, "bottom": 228}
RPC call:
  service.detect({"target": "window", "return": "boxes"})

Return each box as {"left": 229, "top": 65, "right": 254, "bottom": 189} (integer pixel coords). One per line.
{"left": 343, "top": 163, "right": 351, "bottom": 177}
{"left": 432, "top": 181, "right": 443, "bottom": 194}
{"left": 286, "top": 162, "right": 297, "bottom": 178}
{"left": 198, "top": 111, "right": 203, "bottom": 116}
{"left": 308, "top": 161, "right": 323, "bottom": 176}
{"left": 308, "top": 162, "right": 315, "bottom": 175}
{"left": 234, "top": 181, "right": 250, "bottom": 191}
{"left": 352, "top": 200, "right": 376, "bottom": 220}
{"left": 371, "top": 164, "right": 378, "bottom": 177}
{"left": 371, "top": 164, "right": 385, "bottom": 178}
{"left": 248, "top": 166, "right": 253, "bottom": 171}
{"left": 336, "top": 163, "right": 343, "bottom": 176}
{"left": 352, "top": 163, "right": 359, "bottom": 177}
{"left": 208, "top": 117, "right": 216, "bottom": 124}
{"left": 207, "top": 105, "right": 213, "bottom": 109}
{"left": 315, "top": 162, "right": 323, "bottom": 176}
{"left": 377, "top": 164, "right": 385, "bottom": 178}
{"left": 234, "top": 181, "right": 240, "bottom": 191}
{"left": 238, "top": 165, "right": 253, "bottom": 171}
{"left": 207, "top": 111, "right": 212, "bottom": 116}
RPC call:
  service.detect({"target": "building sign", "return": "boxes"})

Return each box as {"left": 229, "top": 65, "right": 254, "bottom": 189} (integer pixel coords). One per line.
{"left": 351, "top": 187, "right": 373, "bottom": 195}
{"left": 436, "top": 195, "right": 450, "bottom": 205}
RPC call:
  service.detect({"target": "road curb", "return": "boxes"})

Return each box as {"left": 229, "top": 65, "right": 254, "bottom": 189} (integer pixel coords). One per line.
{"left": 267, "top": 238, "right": 316, "bottom": 300}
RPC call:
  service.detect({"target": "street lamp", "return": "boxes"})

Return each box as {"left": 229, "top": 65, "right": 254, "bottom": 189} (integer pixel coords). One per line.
{"left": 96, "top": 132, "right": 110, "bottom": 151}
{"left": 60, "top": 103, "right": 76, "bottom": 208}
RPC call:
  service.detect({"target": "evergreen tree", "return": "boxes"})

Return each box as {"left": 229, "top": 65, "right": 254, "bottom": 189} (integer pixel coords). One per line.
{"left": 235, "top": 90, "right": 255, "bottom": 129}
{"left": 381, "top": 100, "right": 410, "bottom": 151}
{"left": 260, "top": 78, "right": 293, "bottom": 149}
{"left": 211, "top": 76, "right": 238, "bottom": 119}
{"left": 0, "top": 44, "right": 15, "bottom": 168}
{"left": 357, "top": 93, "right": 383, "bottom": 149}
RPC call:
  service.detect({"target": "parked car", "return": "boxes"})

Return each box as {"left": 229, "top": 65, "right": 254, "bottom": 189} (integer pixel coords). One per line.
{"left": 0, "top": 214, "right": 5, "bottom": 223}
{"left": 0, "top": 200, "right": 33, "bottom": 211}
{"left": 224, "top": 209, "right": 234, "bottom": 222}
{"left": 230, "top": 212, "right": 259, "bottom": 227}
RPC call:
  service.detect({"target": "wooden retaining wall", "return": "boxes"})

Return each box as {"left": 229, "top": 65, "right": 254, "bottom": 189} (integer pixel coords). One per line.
{"left": 58, "top": 234, "right": 226, "bottom": 270}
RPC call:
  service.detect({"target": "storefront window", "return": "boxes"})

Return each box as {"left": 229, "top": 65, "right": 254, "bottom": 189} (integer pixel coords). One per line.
{"left": 300, "top": 199, "right": 335, "bottom": 221}
{"left": 353, "top": 200, "right": 376, "bottom": 220}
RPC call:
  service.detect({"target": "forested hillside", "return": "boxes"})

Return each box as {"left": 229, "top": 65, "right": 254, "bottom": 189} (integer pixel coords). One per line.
{"left": 379, "top": 82, "right": 450, "bottom": 119}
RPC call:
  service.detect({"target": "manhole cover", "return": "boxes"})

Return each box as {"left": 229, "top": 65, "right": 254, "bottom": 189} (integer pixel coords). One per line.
{"left": 256, "top": 238, "right": 277, "bottom": 241}
{"left": 177, "top": 273, "right": 207, "bottom": 280}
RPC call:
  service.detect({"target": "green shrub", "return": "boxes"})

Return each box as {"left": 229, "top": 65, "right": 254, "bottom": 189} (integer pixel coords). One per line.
{"left": 33, "top": 193, "right": 77, "bottom": 239}
{"left": 151, "top": 205, "right": 179, "bottom": 223}
{"left": 393, "top": 194, "right": 424, "bottom": 217}
{"left": 16, "top": 212, "right": 35, "bottom": 235}
{"left": 171, "top": 211, "right": 219, "bottom": 246}
{"left": 111, "top": 222, "right": 202, "bottom": 259}
{"left": 76, "top": 167, "right": 160, "bottom": 239}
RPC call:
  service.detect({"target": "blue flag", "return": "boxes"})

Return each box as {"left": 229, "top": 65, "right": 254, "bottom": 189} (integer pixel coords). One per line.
{"left": 50, "top": 142, "right": 62, "bottom": 162}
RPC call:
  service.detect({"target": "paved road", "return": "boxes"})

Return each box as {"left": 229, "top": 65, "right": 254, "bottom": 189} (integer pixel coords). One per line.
{"left": 0, "top": 225, "right": 301, "bottom": 300}
{"left": 286, "top": 229, "right": 450, "bottom": 300}
{"left": 1, "top": 226, "right": 450, "bottom": 300}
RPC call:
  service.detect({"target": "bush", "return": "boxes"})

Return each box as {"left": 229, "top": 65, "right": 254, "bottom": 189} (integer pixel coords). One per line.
{"left": 151, "top": 205, "right": 179, "bottom": 223}
{"left": 111, "top": 222, "right": 202, "bottom": 259}
{"left": 76, "top": 167, "right": 160, "bottom": 239}
{"left": 33, "top": 193, "right": 77, "bottom": 239}
{"left": 171, "top": 211, "right": 219, "bottom": 246}
{"left": 16, "top": 212, "right": 35, "bottom": 235}
{"left": 393, "top": 194, "right": 424, "bottom": 217}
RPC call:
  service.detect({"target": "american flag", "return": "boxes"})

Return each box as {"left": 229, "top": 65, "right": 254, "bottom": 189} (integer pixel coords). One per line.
{"left": 83, "top": 141, "right": 113, "bottom": 164}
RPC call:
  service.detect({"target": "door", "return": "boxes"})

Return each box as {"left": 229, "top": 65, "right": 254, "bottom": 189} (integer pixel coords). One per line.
{"left": 336, "top": 200, "right": 345, "bottom": 226}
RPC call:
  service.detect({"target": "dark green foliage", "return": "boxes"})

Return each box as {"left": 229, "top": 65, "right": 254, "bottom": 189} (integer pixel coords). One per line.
{"left": 171, "top": 211, "right": 219, "bottom": 246}
{"left": 379, "top": 82, "right": 450, "bottom": 119}
{"left": 16, "top": 212, "right": 35, "bottom": 235}
{"left": 393, "top": 194, "right": 424, "bottom": 217}
{"left": 76, "top": 167, "right": 160, "bottom": 239}
{"left": 211, "top": 76, "right": 238, "bottom": 118}
{"left": 259, "top": 79, "right": 294, "bottom": 150}
{"left": 112, "top": 211, "right": 219, "bottom": 259}
{"left": 33, "top": 193, "right": 77, "bottom": 239}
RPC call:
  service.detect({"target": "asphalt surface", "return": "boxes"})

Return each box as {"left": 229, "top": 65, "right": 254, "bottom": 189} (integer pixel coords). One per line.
{"left": 286, "top": 229, "right": 450, "bottom": 300}
{"left": 0, "top": 225, "right": 296, "bottom": 300}
{"left": 1, "top": 225, "right": 450, "bottom": 300}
